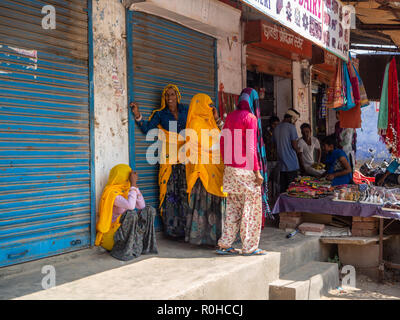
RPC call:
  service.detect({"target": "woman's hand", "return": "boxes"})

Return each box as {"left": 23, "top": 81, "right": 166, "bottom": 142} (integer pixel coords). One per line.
{"left": 212, "top": 107, "right": 219, "bottom": 120}
{"left": 130, "top": 171, "right": 138, "bottom": 187}
{"left": 326, "top": 173, "right": 335, "bottom": 181}
{"left": 130, "top": 102, "right": 141, "bottom": 119}
{"left": 254, "top": 171, "right": 264, "bottom": 186}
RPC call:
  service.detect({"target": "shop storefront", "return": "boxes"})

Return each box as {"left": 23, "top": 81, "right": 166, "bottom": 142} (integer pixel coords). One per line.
{"left": 311, "top": 48, "right": 338, "bottom": 139}
{"left": 0, "top": 1, "right": 95, "bottom": 267}
{"left": 244, "top": 19, "right": 312, "bottom": 132}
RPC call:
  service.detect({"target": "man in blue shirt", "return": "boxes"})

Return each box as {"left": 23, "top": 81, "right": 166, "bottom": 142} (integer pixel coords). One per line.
{"left": 376, "top": 159, "right": 400, "bottom": 186}
{"left": 273, "top": 108, "right": 301, "bottom": 193}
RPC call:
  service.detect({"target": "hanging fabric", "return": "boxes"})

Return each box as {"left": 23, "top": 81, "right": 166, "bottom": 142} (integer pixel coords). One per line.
{"left": 327, "top": 59, "right": 345, "bottom": 109}
{"left": 379, "top": 57, "right": 400, "bottom": 157}
{"left": 335, "top": 61, "right": 355, "bottom": 111}
{"left": 378, "top": 62, "right": 390, "bottom": 135}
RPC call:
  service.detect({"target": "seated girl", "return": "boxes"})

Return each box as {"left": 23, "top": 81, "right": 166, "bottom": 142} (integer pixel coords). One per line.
{"left": 322, "top": 135, "right": 352, "bottom": 186}
{"left": 95, "top": 164, "right": 158, "bottom": 261}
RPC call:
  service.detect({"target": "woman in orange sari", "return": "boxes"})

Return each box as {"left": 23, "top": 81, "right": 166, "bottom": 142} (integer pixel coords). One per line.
{"left": 185, "top": 93, "right": 226, "bottom": 246}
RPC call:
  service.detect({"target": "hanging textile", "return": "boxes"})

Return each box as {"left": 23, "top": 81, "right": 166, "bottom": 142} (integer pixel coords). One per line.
{"left": 326, "top": 59, "right": 345, "bottom": 109}
{"left": 379, "top": 57, "right": 400, "bottom": 157}
{"left": 353, "top": 65, "right": 369, "bottom": 108}
{"left": 335, "top": 61, "right": 356, "bottom": 111}
{"left": 378, "top": 62, "right": 390, "bottom": 134}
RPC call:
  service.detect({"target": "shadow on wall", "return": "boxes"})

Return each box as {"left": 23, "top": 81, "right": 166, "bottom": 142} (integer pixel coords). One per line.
{"left": 356, "top": 102, "right": 391, "bottom": 163}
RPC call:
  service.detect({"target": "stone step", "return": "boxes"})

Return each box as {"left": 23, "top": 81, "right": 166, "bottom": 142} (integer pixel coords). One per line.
{"left": 268, "top": 261, "right": 339, "bottom": 300}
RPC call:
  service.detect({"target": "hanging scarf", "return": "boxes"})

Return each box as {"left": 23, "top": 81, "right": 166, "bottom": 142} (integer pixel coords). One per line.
{"left": 353, "top": 64, "right": 369, "bottom": 108}
{"left": 185, "top": 93, "right": 226, "bottom": 200}
{"left": 386, "top": 58, "right": 400, "bottom": 157}
{"left": 95, "top": 164, "right": 132, "bottom": 247}
{"left": 327, "top": 59, "right": 345, "bottom": 109}
{"left": 335, "top": 61, "right": 355, "bottom": 111}
{"left": 378, "top": 62, "right": 390, "bottom": 134}
{"left": 237, "top": 88, "right": 272, "bottom": 225}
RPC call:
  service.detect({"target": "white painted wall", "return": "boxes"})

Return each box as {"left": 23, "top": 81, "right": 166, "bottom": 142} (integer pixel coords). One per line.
{"left": 275, "top": 76, "right": 292, "bottom": 121}
{"left": 92, "top": 0, "right": 129, "bottom": 213}
{"left": 292, "top": 60, "right": 312, "bottom": 135}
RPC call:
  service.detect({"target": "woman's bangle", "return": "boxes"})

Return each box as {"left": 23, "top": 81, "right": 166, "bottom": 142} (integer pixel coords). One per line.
{"left": 135, "top": 114, "right": 142, "bottom": 122}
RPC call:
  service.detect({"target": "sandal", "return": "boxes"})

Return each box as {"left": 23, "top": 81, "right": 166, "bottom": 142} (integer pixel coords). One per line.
{"left": 242, "top": 249, "right": 267, "bottom": 256}
{"left": 216, "top": 247, "right": 238, "bottom": 255}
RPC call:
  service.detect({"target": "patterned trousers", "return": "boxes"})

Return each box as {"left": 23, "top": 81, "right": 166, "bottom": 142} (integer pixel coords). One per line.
{"left": 217, "top": 166, "right": 262, "bottom": 254}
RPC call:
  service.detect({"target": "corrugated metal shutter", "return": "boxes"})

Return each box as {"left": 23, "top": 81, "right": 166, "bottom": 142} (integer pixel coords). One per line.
{"left": 127, "top": 11, "right": 217, "bottom": 222}
{"left": 0, "top": 0, "right": 92, "bottom": 267}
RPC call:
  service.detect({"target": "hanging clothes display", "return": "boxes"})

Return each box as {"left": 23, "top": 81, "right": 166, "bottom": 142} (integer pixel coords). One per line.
{"left": 378, "top": 58, "right": 400, "bottom": 157}
{"left": 327, "top": 54, "right": 369, "bottom": 129}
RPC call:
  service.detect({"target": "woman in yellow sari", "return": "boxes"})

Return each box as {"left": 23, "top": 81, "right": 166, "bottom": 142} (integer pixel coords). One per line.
{"left": 185, "top": 93, "right": 226, "bottom": 246}
{"left": 95, "top": 164, "right": 158, "bottom": 261}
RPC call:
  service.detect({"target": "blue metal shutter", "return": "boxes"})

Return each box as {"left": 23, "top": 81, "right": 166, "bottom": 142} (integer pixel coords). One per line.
{"left": 127, "top": 11, "right": 217, "bottom": 227}
{"left": 0, "top": 0, "right": 92, "bottom": 267}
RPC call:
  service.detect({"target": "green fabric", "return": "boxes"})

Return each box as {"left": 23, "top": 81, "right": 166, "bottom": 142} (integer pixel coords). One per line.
{"left": 378, "top": 63, "right": 390, "bottom": 130}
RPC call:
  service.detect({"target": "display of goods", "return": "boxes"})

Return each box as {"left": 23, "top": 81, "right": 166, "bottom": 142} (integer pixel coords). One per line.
{"left": 287, "top": 176, "right": 333, "bottom": 198}
{"left": 311, "top": 163, "right": 326, "bottom": 170}
{"left": 333, "top": 185, "right": 360, "bottom": 202}
{"left": 359, "top": 186, "right": 386, "bottom": 204}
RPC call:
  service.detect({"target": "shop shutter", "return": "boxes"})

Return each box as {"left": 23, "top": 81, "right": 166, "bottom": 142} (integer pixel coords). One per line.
{"left": 0, "top": 0, "right": 92, "bottom": 267}
{"left": 127, "top": 11, "right": 217, "bottom": 220}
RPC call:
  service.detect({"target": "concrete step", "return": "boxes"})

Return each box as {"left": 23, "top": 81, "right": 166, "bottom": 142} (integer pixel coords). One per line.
{"left": 268, "top": 261, "right": 339, "bottom": 300}
{"left": 0, "top": 227, "right": 327, "bottom": 300}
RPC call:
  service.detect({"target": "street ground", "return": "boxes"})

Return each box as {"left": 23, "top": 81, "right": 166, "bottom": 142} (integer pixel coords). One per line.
{"left": 323, "top": 273, "right": 400, "bottom": 300}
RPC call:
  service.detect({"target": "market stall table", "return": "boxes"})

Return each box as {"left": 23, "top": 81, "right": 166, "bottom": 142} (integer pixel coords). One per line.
{"left": 272, "top": 194, "right": 400, "bottom": 281}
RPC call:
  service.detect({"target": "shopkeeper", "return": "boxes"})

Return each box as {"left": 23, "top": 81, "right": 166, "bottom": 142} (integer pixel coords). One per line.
{"left": 322, "top": 135, "right": 353, "bottom": 186}
{"left": 376, "top": 159, "right": 400, "bottom": 186}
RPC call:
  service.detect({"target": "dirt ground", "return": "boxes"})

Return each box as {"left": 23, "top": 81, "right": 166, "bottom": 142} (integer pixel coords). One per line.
{"left": 322, "top": 273, "right": 400, "bottom": 300}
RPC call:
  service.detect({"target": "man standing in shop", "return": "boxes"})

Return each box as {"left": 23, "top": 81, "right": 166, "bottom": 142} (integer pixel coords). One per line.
{"left": 263, "top": 116, "right": 281, "bottom": 205}
{"left": 273, "top": 108, "right": 301, "bottom": 193}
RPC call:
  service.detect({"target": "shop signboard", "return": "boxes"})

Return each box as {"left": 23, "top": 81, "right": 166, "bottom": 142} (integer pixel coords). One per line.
{"left": 245, "top": 20, "right": 313, "bottom": 60}
{"left": 240, "top": 0, "right": 351, "bottom": 61}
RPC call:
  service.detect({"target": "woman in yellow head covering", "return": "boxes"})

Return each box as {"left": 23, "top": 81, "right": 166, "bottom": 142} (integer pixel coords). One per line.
{"left": 185, "top": 93, "right": 226, "bottom": 246}
{"left": 130, "top": 85, "right": 222, "bottom": 241}
{"left": 95, "top": 164, "right": 158, "bottom": 261}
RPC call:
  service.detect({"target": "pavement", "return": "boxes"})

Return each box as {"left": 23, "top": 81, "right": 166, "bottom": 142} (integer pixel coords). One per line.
{"left": 0, "top": 227, "right": 325, "bottom": 300}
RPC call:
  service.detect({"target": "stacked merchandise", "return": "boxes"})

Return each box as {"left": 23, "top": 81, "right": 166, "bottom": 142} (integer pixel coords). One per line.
{"left": 326, "top": 54, "right": 369, "bottom": 129}
{"left": 378, "top": 57, "right": 400, "bottom": 158}
{"left": 287, "top": 176, "right": 333, "bottom": 199}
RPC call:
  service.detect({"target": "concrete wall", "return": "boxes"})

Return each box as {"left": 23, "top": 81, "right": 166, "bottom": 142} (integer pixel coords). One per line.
{"left": 91, "top": 0, "right": 242, "bottom": 214}
{"left": 92, "top": 0, "right": 129, "bottom": 213}
{"left": 292, "top": 61, "right": 312, "bottom": 135}
{"left": 275, "top": 76, "right": 292, "bottom": 121}
{"left": 217, "top": 32, "right": 243, "bottom": 95}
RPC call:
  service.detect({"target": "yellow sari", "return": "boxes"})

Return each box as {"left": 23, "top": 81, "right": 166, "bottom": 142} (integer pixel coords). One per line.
{"left": 151, "top": 84, "right": 187, "bottom": 214}
{"left": 185, "top": 93, "right": 226, "bottom": 200}
{"left": 95, "top": 164, "right": 132, "bottom": 250}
